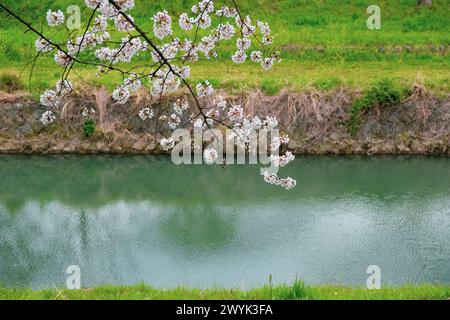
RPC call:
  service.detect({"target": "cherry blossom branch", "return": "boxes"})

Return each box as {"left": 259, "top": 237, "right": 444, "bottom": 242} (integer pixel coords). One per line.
{"left": 0, "top": 0, "right": 295, "bottom": 189}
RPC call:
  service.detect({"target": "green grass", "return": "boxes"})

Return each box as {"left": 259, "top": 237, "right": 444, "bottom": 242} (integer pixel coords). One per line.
{"left": 3, "top": 59, "right": 448, "bottom": 99}
{"left": 1, "top": 0, "right": 449, "bottom": 46}
{"left": 0, "top": 0, "right": 449, "bottom": 94}
{"left": 1, "top": 282, "right": 449, "bottom": 300}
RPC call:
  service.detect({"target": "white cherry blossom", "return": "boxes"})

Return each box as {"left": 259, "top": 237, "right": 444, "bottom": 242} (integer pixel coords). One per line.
{"left": 46, "top": 10, "right": 64, "bottom": 27}
{"left": 160, "top": 137, "right": 175, "bottom": 151}
{"left": 112, "top": 86, "right": 131, "bottom": 104}
{"left": 196, "top": 81, "right": 214, "bottom": 97}
{"left": 228, "top": 105, "right": 244, "bottom": 122}
{"left": 40, "top": 90, "right": 60, "bottom": 107}
{"left": 204, "top": 147, "right": 219, "bottom": 164}
{"left": 153, "top": 11, "right": 172, "bottom": 39}
{"left": 138, "top": 108, "right": 154, "bottom": 120}
{"left": 40, "top": 110, "right": 56, "bottom": 126}
{"left": 35, "top": 38, "right": 53, "bottom": 53}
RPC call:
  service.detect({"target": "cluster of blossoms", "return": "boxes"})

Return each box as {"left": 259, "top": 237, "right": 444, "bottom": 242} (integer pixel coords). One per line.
{"left": 111, "top": 72, "right": 143, "bottom": 105}
{"left": 153, "top": 11, "right": 172, "bottom": 39}
{"left": 40, "top": 90, "right": 60, "bottom": 108}
{"left": 31, "top": 0, "right": 294, "bottom": 189}
{"left": 204, "top": 147, "right": 219, "bottom": 164}
{"left": 35, "top": 38, "right": 53, "bottom": 53}
{"left": 160, "top": 137, "right": 175, "bottom": 151}
{"left": 159, "top": 113, "right": 182, "bottom": 130}
{"left": 138, "top": 108, "right": 154, "bottom": 121}
{"left": 112, "top": 86, "right": 131, "bottom": 105}
{"left": 196, "top": 81, "right": 214, "bottom": 98}
{"left": 40, "top": 80, "right": 73, "bottom": 108}
{"left": 270, "top": 151, "right": 295, "bottom": 168}
{"left": 46, "top": 10, "right": 65, "bottom": 27}
{"left": 40, "top": 110, "right": 56, "bottom": 126}
{"left": 173, "top": 99, "right": 189, "bottom": 115}
{"left": 227, "top": 105, "right": 244, "bottom": 122}
{"left": 156, "top": 81, "right": 296, "bottom": 188}
{"left": 150, "top": 67, "right": 183, "bottom": 96}
{"left": 54, "top": 51, "right": 72, "bottom": 68}
{"left": 82, "top": 107, "right": 96, "bottom": 117}
{"left": 263, "top": 172, "right": 297, "bottom": 190}
{"left": 95, "top": 36, "right": 144, "bottom": 64}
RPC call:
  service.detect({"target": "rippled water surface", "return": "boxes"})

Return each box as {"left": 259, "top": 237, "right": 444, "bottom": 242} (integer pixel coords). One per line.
{"left": 0, "top": 155, "right": 449, "bottom": 289}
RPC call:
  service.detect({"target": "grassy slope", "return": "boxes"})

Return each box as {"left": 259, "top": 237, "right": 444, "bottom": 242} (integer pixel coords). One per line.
{"left": 1, "top": 283, "right": 450, "bottom": 300}
{"left": 0, "top": 0, "right": 449, "bottom": 94}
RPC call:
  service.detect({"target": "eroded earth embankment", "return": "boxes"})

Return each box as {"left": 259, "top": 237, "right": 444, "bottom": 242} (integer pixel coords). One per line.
{"left": 0, "top": 87, "right": 449, "bottom": 155}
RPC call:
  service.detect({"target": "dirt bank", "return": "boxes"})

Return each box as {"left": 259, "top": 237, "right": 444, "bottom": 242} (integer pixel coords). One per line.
{"left": 0, "top": 87, "right": 449, "bottom": 155}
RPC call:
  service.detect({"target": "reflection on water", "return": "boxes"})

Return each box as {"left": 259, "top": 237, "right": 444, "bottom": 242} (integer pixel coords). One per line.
{"left": 0, "top": 155, "right": 449, "bottom": 289}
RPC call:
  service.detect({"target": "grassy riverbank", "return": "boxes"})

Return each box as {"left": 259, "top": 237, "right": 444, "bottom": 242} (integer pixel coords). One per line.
{"left": 1, "top": 282, "right": 450, "bottom": 300}
{"left": 0, "top": 0, "right": 449, "bottom": 95}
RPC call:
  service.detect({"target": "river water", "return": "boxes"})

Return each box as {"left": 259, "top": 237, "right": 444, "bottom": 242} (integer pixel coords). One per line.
{"left": 0, "top": 155, "right": 449, "bottom": 289}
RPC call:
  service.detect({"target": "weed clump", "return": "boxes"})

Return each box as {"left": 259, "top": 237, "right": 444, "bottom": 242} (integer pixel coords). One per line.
{"left": 349, "top": 79, "right": 402, "bottom": 134}
{"left": 0, "top": 73, "right": 23, "bottom": 93}
{"left": 83, "top": 119, "right": 96, "bottom": 138}
{"left": 260, "top": 78, "right": 282, "bottom": 96}
{"left": 277, "top": 279, "right": 311, "bottom": 300}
